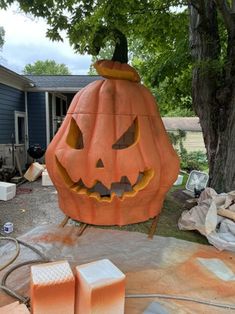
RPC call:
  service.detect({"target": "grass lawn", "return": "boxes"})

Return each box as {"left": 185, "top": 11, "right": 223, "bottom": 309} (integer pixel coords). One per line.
{"left": 156, "top": 189, "right": 208, "bottom": 244}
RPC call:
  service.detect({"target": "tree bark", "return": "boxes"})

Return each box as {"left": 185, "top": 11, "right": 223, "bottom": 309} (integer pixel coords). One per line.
{"left": 189, "top": 0, "right": 235, "bottom": 192}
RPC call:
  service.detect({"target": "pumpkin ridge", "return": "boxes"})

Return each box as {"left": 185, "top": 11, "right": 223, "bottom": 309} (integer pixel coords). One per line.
{"left": 86, "top": 84, "right": 103, "bottom": 179}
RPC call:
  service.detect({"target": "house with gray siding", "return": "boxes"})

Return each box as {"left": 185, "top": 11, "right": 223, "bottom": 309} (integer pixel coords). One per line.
{"left": 0, "top": 65, "right": 100, "bottom": 169}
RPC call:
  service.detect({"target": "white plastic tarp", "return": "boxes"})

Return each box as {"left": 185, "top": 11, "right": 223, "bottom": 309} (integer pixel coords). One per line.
{"left": 178, "top": 188, "right": 235, "bottom": 251}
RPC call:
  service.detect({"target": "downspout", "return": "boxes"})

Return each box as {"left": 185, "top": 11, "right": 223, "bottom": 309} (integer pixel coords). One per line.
{"left": 45, "top": 92, "right": 50, "bottom": 146}
{"left": 24, "top": 91, "right": 29, "bottom": 159}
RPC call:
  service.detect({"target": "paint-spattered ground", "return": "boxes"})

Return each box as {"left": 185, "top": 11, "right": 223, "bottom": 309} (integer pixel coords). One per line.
{"left": 1, "top": 226, "right": 235, "bottom": 313}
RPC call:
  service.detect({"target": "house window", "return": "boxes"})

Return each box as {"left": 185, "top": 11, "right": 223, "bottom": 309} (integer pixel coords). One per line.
{"left": 62, "top": 99, "right": 67, "bottom": 115}
{"left": 53, "top": 94, "right": 68, "bottom": 135}
{"left": 56, "top": 96, "right": 62, "bottom": 116}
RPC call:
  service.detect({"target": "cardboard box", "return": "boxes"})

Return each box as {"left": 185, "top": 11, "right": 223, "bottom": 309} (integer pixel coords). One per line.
{"left": 24, "top": 162, "right": 44, "bottom": 182}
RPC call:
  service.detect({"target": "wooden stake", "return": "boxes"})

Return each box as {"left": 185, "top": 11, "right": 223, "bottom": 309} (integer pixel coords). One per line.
{"left": 59, "top": 215, "right": 70, "bottom": 227}
{"left": 217, "top": 208, "right": 235, "bottom": 221}
{"left": 77, "top": 223, "right": 88, "bottom": 237}
{"left": 148, "top": 214, "right": 160, "bottom": 239}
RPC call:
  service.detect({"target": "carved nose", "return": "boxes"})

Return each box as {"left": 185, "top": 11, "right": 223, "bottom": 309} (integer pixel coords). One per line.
{"left": 96, "top": 159, "right": 104, "bottom": 168}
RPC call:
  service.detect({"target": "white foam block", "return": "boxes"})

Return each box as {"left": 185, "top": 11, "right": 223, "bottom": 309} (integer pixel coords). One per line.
{"left": 75, "top": 259, "right": 125, "bottom": 314}
{"left": 42, "top": 170, "right": 53, "bottom": 186}
{"left": 31, "top": 260, "right": 75, "bottom": 314}
{"left": 0, "top": 181, "right": 16, "bottom": 201}
{"left": 24, "top": 162, "right": 44, "bottom": 182}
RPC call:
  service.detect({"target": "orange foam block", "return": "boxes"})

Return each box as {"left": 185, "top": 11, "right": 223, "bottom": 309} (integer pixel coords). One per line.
{"left": 75, "top": 259, "right": 126, "bottom": 314}
{"left": 0, "top": 301, "right": 30, "bottom": 313}
{"left": 31, "top": 260, "right": 75, "bottom": 314}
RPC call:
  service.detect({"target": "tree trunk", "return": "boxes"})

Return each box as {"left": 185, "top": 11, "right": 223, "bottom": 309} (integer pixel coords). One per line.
{"left": 189, "top": 0, "right": 235, "bottom": 193}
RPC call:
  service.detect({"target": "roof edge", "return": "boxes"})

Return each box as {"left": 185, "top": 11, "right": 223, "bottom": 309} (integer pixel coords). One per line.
{"left": 0, "top": 65, "right": 33, "bottom": 84}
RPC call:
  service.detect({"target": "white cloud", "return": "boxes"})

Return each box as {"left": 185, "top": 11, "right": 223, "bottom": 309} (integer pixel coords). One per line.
{"left": 0, "top": 7, "right": 92, "bottom": 74}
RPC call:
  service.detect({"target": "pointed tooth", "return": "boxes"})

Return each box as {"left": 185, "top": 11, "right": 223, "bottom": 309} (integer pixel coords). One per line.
{"left": 127, "top": 172, "right": 140, "bottom": 187}
{"left": 93, "top": 182, "right": 110, "bottom": 196}
{"left": 99, "top": 177, "right": 111, "bottom": 190}
{"left": 110, "top": 192, "right": 116, "bottom": 201}
{"left": 82, "top": 178, "right": 97, "bottom": 189}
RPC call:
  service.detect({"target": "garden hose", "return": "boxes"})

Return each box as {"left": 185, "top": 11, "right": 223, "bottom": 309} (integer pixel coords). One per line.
{"left": 1, "top": 259, "right": 50, "bottom": 306}
{"left": 0, "top": 236, "right": 20, "bottom": 271}
{"left": 0, "top": 233, "right": 50, "bottom": 305}
{"left": 1, "top": 234, "right": 235, "bottom": 311}
{"left": 126, "top": 294, "right": 235, "bottom": 310}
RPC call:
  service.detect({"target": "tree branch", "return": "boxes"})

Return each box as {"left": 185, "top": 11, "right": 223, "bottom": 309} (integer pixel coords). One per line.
{"left": 91, "top": 27, "right": 128, "bottom": 63}
{"left": 189, "top": 0, "right": 204, "bottom": 15}
{"left": 214, "top": 0, "right": 234, "bottom": 32}
{"left": 232, "top": 0, "right": 235, "bottom": 13}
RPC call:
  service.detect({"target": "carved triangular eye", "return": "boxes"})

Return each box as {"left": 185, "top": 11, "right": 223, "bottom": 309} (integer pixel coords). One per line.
{"left": 112, "top": 118, "right": 139, "bottom": 150}
{"left": 66, "top": 118, "right": 84, "bottom": 149}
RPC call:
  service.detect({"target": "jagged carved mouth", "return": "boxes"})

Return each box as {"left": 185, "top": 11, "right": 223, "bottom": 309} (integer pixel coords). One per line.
{"left": 56, "top": 158, "right": 154, "bottom": 202}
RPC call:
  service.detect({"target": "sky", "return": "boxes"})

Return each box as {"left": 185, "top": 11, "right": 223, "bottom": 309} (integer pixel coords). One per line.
{"left": 0, "top": 6, "right": 92, "bottom": 75}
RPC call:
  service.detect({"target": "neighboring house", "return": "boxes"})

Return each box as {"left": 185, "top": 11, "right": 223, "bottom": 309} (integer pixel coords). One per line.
{"left": 0, "top": 65, "right": 100, "bottom": 169}
{"left": 162, "top": 117, "right": 206, "bottom": 152}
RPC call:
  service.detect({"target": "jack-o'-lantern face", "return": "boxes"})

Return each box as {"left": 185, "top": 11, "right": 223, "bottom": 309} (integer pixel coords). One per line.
{"left": 46, "top": 60, "right": 179, "bottom": 226}
{"left": 55, "top": 115, "right": 155, "bottom": 202}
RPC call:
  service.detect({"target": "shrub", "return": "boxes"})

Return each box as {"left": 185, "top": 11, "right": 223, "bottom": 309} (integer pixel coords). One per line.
{"left": 168, "top": 130, "right": 208, "bottom": 172}
{"left": 180, "top": 150, "right": 208, "bottom": 172}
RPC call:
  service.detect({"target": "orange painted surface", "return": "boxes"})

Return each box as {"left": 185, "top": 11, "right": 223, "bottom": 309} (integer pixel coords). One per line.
{"left": 1, "top": 227, "right": 235, "bottom": 313}
{"left": 29, "top": 232, "right": 76, "bottom": 246}
{"left": 125, "top": 248, "right": 235, "bottom": 313}
{"left": 75, "top": 259, "right": 125, "bottom": 314}
{"left": 94, "top": 60, "right": 141, "bottom": 82}
{"left": 0, "top": 301, "right": 30, "bottom": 313}
{"left": 31, "top": 260, "right": 75, "bottom": 314}
{"left": 46, "top": 61, "right": 179, "bottom": 225}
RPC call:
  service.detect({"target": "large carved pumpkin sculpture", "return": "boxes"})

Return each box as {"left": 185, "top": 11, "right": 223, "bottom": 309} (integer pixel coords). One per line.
{"left": 46, "top": 60, "right": 179, "bottom": 226}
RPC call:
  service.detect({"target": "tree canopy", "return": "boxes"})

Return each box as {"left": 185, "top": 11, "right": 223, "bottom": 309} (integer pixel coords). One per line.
{"left": 0, "top": 1, "right": 191, "bottom": 115}
{"left": 23, "top": 59, "right": 71, "bottom": 75}
{"left": 2, "top": 0, "right": 235, "bottom": 192}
